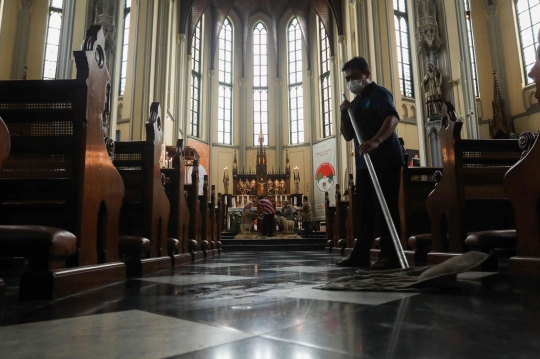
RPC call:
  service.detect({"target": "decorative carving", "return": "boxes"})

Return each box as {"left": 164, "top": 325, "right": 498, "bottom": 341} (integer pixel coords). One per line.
{"left": 415, "top": 0, "right": 441, "bottom": 55}
{"left": 22, "top": 65, "right": 28, "bottom": 80}
{"left": 104, "top": 136, "right": 115, "bottom": 157}
{"left": 489, "top": 72, "right": 513, "bottom": 138}
{"left": 518, "top": 131, "right": 537, "bottom": 158}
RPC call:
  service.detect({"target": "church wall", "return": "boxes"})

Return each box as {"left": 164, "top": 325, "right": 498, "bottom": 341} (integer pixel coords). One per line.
{"left": 23, "top": 1, "right": 47, "bottom": 79}
{"left": 0, "top": 0, "right": 17, "bottom": 80}
{"left": 470, "top": 0, "right": 494, "bottom": 136}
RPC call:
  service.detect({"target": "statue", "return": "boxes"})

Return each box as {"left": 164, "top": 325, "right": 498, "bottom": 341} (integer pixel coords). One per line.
{"left": 237, "top": 179, "right": 244, "bottom": 195}
{"left": 293, "top": 166, "right": 300, "bottom": 194}
{"left": 223, "top": 167, "right": 229, "bottom": 194}
{"left": 415, "top": 0, "right": 441, "bottom": 56}
{"left": 267, "top": 179, "right": 275, "bottom": 196}
{"left": 423, "top": 62, "right": 443, "bottom": 116}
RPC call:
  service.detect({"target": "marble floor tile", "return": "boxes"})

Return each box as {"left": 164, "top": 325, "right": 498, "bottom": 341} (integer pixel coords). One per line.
{"left": 260, "top": 265, "right": 351, "bottom": 273}
{"left": 0, "top": 310, "right": 253, "bottom": 359}
{"left": 168, "top": 336, "right": 360, "bottom": 359}
{"left": 188, "top": 263, "right": 257, "bottom": 268}
{"left": 137, "top": 274, "right": 256, "bottom": 286}
{"left": 259, "top": 284, "right": 418, "bottom": 305}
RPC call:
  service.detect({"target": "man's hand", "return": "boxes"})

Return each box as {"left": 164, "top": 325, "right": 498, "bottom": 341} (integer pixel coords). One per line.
{"left": 340, "top": 100, "right": 352, "bottom": 118}
{"left": 359, "top": 138, "right": 381, "bottom": 155}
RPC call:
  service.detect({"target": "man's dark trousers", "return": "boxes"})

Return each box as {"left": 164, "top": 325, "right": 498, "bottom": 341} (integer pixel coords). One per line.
{"left": 352, "top": 165, "right": 401, "bottom": 264}
{"left": 263, "top": 214, "right": 274, "bottom": 237}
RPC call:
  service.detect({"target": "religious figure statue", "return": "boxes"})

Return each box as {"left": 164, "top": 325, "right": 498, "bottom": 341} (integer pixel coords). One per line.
{"left": 293, "top": 167, "right": 300, "bottom": 194}
{"left": 223, "top": 167, "right": 229, "bottom": 194}
{"left": 267, "top": 179, "right": 275, "bottom": 196}
{"left": 423, "top": 62, "right": 443, "bottom": 116}
{"left": 257, "top": 177, "right": 266, "bottom": 196}
{"left": 237, "top": 179, "right": 245, "bottom": 195}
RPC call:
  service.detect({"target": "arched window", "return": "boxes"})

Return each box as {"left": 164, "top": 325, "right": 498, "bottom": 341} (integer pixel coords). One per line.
{"left": 288, "top": 18, "right": 304, "bottom": 144}
{"left": 43, "top": 0, "right": 64, "bottom": 80}
{"left": 218, "top": 18, "right": 233, "bottom": 144}
{"left": 319, "top": 20, "right": 332, "bottom": 138}
{"left": 253, "top": 22, "right": 268, "bottom": 146}
{"left": 464, "top": 0, "right": 479, "bottom": 97}
{"left": 515, "top": 0, "right": 540, "bottom": 85}
{"left": 119, "top": 0, "right": 131, "bottom": 96}
{"left": 190, "top": 19, "right": 202, "bottom": 137}
{"left": 393, "top": 0, "right": 413, "bottom": 97}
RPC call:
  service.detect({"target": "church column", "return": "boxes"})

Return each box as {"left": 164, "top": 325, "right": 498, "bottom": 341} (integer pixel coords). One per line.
{"left": 485, "top": 0, "right": 508, "bottom": 103}
{"left": 11, "top": 0, "right": 33, "bottom": 79}
{"left": 307, "top": 69, "right": 314, "bottom": 200}
{"left": 454, "top": 0, "right": 479, "bottom": 139}
{"left": 207, "top": 69, "right": 215, "bottom": 156}
{"left": 130, "top": 0, "right": 157, "bottom": 140}
{"left": 240, "top": 77, "right": 247, "bottom": 170}
{"left": 174, "top": 33, "right": 187, "bottom": 140}
{"left": 57, "top": 0, "right": 75, "bottom": 79}
{"left": 274, "top": 77, "right": 282, "bottom": 172}
{"left": 336, "top": 35, "right": 349, "bottom": 190}
{"left": 354, "top": 0, "right": 370, "bottom": 59}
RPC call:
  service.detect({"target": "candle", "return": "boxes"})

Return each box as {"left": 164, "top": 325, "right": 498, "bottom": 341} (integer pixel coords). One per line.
{"left": 293, "top": 197, "right": 297, "bottom": 206}
{"left": 225, "top": 196, "right": 227, "bottom": 205}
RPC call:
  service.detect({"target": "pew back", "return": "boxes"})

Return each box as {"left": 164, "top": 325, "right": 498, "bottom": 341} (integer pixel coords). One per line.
{"left": 0, "top": 26, "right": 124, "bottom": 265}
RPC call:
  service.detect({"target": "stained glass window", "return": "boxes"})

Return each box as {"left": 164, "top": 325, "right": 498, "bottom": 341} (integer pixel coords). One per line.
{"left": 43, "top": 0, "right": 64, "bottom": 80}
{"left": 515, "top": 0, "right": 540, "bottom": 85}
{"left": 288, "top": 18, "right": 304, "bottom": 144}
{"left": 253, "top": 22, "right": 268, "bottom": 146}
{"left": 393, "top": 0, "right": 414, "bottom": 97}
{"left": 218, "top": 19, "right": 233, "bottom": 144}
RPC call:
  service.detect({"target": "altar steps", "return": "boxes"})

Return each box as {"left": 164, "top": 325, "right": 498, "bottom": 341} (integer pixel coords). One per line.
{"left": 221, "top": 231, "right": 326, "bottom": 252}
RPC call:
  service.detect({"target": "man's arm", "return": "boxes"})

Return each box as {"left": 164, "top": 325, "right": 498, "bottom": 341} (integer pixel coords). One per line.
{"left": 359, "top": 115, "right": 399, "bottom": 155}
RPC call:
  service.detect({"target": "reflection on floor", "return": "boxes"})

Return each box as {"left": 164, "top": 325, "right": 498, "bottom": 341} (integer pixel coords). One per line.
{"left": 1, "top": 251, "right": 540, "bottom": 359}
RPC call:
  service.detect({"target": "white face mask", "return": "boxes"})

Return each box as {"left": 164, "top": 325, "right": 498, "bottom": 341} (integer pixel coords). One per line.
{"left": 347, "top": 79, "right": 366, "bottom": 94}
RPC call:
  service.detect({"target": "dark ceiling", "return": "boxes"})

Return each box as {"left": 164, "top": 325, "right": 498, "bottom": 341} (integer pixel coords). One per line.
{"left": 178, "top": 0, "right": 344, "bottom": 76}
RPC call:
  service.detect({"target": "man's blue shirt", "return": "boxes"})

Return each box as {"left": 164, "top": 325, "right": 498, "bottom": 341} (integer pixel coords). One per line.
{"left": 349, "top": 82, "right": 405, "bottom": 170}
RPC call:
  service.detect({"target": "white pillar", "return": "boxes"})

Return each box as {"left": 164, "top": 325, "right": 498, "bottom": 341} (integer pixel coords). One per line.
{"left": 11, "top": 0, "right": 33, "bottom": 79}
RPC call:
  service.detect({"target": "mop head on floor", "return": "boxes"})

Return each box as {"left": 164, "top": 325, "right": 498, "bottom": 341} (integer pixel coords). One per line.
{"left": 316, "top": 251, "right": 490, "bottom": 292}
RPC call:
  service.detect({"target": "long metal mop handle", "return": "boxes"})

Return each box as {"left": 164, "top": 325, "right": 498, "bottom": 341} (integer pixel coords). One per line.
{"left": 343, "top": 94, "right": 409, "bottom": 269}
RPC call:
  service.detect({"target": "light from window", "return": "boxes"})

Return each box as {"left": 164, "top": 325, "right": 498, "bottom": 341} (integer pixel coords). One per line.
{"left": 319, "top": 20, "right": 332, "bottom": 138}
{"left": 516, "top": 0, "right": 540, "bottom": 85}
{"left": 464, "top": 0, "right": 479, "bottom": 97}
{"left": 253, "top": 22, "right": 268, "bottom": 146}
{"left": 190, "top": 19, "right": 202, "bottom": 137}
{"left": 218, "top": 19, "right": 233, "bottom": 144}
{"left": 119, "top": 0, "right": 131, "bottom": 95}
{"left": 43, "top": 0, "right": 64, "bottom": 80}
{"left": 288, "top": 18, "right": 304, "bottom": 144}
{"left": 393, "top": 0, "right": 414, "bottom": 97}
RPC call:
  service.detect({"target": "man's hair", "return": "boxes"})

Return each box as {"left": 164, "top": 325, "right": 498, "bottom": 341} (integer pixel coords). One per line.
{"left": 303, "top": 195, "right": 308, "bottom": 201}
{"left": 342, "top": 57, "right": 370, "bottom": 73}
{"left": 258, "top": 195, "right": 264, "bottom": 199}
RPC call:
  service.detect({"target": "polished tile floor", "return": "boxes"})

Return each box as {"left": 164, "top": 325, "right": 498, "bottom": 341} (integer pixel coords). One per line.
{"left": 1, "top": 251, "right": 540, "bottom": 358}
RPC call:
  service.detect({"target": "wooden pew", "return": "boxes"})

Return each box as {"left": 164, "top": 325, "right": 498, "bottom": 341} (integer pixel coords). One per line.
{"left": 112, "top": 102, "right": 172, "bottom": 276}
{"left": 503, "top": 132, "right": 540, "bottom": 277}
{"left": 199, "top": 175, "right": 213, "bottom": 257}
{"left": 215, "top": 192, "right": 223, "bottom": 253}
{"left": 334, "top": 184, "right": 349, "bottom": 254}
{"left": 0, "top": 26, "right": 125, "bottom": 299}
{"left": 344, "top": 174, "right": 357, "bottom": 250}
{"left": 161, "top": 140, "right": 192, "bottom": 266}
{"left": 0, "top": 117, "right": 9, "bottom": 309}
{"left": 184, "top": 146, "right": 203, "bottom": 260}
{"left": 324, "top": 191, "right": 336, "bottom": 251}
{"left": 426, "top": 103, "right": 521, "bottom": 264}
{"left": 208, "top": 185, "right": 218, "bottom": 252}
